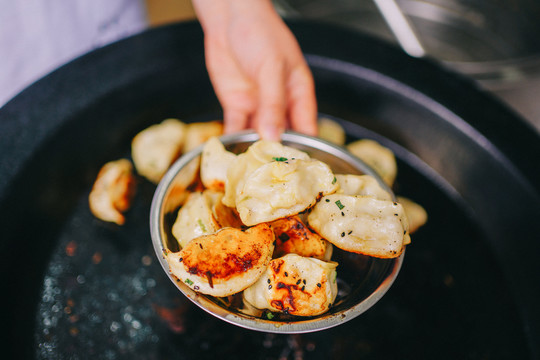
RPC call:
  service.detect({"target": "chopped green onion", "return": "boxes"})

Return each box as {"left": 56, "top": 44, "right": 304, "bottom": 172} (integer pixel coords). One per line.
{"left": 332, "top": 176, "right": 337, "bottom": 184}
{"left": 266, "top": 312, "right": 275, "bottom": 320}
{"left": 272, "top": 157, "right": 288, "bottom": 162}
{"left": 185, "top": 278, "right": 194, "bottom": 286}
{"left": 197, "top": 219, "right": 207, "bottom": 232}
{"left": 335, "top": 200, "right": 345, "bottom": 210}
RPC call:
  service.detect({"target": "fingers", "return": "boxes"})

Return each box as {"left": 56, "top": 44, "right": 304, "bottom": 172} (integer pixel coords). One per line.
{"left": 287, "top": 64, "right": 318, "bottom": 137}
{"left": 204, "top": 37, "right": 256, "bottom": 135}
{"left": 197, "top": 0, "right": 317, "bottom": 140}
{"left": 223, "top": 108, "right": 249, "bottom": 134}
{"left": 254, "top": 59, "right": 286, "bottom": 141}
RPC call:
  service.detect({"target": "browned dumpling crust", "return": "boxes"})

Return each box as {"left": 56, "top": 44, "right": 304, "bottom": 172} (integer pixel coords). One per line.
{"left": 243, "top": 254, "right": 338, "bottom": 316}
{"left": 212, "top": 197, "right": 243, "bottom": 229}
{"left": 162, "top": 156, "right": 201, "bottom": 214}
{"left": 88, "top": 159, "right": 136, "bottom": 225}
{"left": 166, "top": 223, "right": 275, "bottom": 297}
{"left": 270, "top": 216, "right": 332, "bottom": 261}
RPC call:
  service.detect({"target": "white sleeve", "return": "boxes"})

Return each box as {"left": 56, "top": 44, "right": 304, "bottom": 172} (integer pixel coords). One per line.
{"left": 0, "top": 0, "right": 148, "bottom": 107}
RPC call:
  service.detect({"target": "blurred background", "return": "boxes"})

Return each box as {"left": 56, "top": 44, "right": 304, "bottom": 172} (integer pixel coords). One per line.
{"left": 146, "top": 0, "right": 540, "bottom": 133}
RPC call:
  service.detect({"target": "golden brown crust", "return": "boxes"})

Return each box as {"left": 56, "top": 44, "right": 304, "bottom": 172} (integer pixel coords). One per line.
{"left": 252, "top": 255, "right": 337, "bottom": 316}
{"left": 270, "top": 216, "right": 331, "bottom": 260}
{"left": 212, "top": 200, "right": 244, "bottom": 229}
{"left": 89, "top": 159, "right": 136, "bottom": 225}
{"left": 167, "top": 223, "right": 275, "bottom": 296}
{"left": 181, "top": 224, "right": 273, "bottom": 281}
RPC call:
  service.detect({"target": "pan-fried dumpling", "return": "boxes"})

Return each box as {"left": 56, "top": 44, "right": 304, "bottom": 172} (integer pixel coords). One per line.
{"left": 89, "top": 159, "right": 136, "bottom": 225}
{"left": 308, "top": 194, "right": 410, "bottom": 258}
{"left": 397, "top": 196, "right": 427, "bottom": 234}
{"left": 211, "top": 190, "right": 244, "bottom": 228}
{"left": 131, "top": 118, "right": 186, "bottom": 184}
{"left": 346, "top": 139, "right": 397, "bottom": 186}
{"left": 182, "top": 121, "right": 223, "bottom": 153}
{"left": 243, "top": 254, "right": 338, "bottom": 316}
{"left": 317, "top": 117, "right": 346, "bottom": 146}
{"left": 270, "top": 216, "right": 332, "bottom": 261}
{"left": 335, "top": 174, "right": 392, "bottom": 201}
{"left": 162, "top": 156, "right": 201, "bottom": 214}
{"left": 236, "top": 157, "right": 338, "bottom": 226}
{"left": 222, "top": 140, "right": 310, "bottom": 208}
{"left": 243, "top": 139, "right": 310, "bottom": 164}
{"left": 166, "top": 223, "right": 275, "bottom": 297}
{"left": 200, "top": 137, "right": 236, "bottom": 192}
{"left": 171, "top": 190, "right": 222, "bottom": 249}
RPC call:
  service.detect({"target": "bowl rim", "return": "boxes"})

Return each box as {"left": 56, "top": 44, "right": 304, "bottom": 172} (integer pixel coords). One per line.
{"left": 150, "top": 130, "right": 405, "bottom": 333}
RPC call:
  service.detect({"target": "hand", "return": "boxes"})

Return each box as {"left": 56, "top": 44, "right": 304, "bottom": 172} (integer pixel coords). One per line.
{"left": 192, "top": 0, "right": 317, "bottom": 141}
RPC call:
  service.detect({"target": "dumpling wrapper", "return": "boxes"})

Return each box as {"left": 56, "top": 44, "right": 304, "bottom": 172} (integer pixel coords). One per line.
{"left": 243, "top": 253, "right": 338, "bottom": 317}
{"left": 236, "top": 158, "right": 338, "bottom": 226}
{"left": 212, "top": 197, "right": 243, "bottom": 229}
{"left": 166, "top": 223, "right": 275, "bottom": 297}
{"left": 162, "top": 156, "right": 201, "bottom": 214}
{"left": 308, "top": 194, "right": 410, "bottom": 258}
{"left": 182, "top": 121, "right": 223, "bottom": 153}
{"left": 317, "top": 117, "right": 346, "bottom": 146}
{"left": 171, "top": 190, "right": 222, "bottom": 249}
{"left": 200, "top": 136, "right": 237, "bottom": 192}
{"left": 131, "top": 118, "right": 186, "bottom": 184}
{"left": 335, "top": 174, "right": 392, "bottom": 201}
{"left": 89, "top": 159, "right": 136, "bottom": 225}
{"left": 346, "top": 139, "right": 397, "bottom": 187}
{"left": 397, "top": 196, "right": 428, "bottom": 234}
{"left": 222, "top": 140, "right": 310, "bottom": 208}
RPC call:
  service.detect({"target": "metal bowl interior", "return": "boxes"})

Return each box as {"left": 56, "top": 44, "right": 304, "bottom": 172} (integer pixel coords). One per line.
{"left": 150, "top": 131, "right": 404, "bottom": 333}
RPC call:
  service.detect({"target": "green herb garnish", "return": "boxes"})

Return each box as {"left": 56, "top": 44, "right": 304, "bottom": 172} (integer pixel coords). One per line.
{"left": 272, "top": 157, "right": 288, "bottom": 162}
{"left": 332, "top": 176, "right": 337, "bottom": 184}
{"left": 197, "top": 218, "right": 207, "bottom": 232}
{"left": 266, "top": 312, "right": 275, "bottom": 320}
{"left": 335, "top": 200, "right": 345, "bottom": 210}
{"left": 185, "top": 278, "right": 194, "bottom": 286}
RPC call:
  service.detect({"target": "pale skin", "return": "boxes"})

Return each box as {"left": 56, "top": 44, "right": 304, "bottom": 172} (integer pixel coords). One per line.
{"left": 192, "top": 0, "right": 318, "bottom": 141}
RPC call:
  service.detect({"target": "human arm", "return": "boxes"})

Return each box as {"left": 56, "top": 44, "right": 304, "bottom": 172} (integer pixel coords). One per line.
{"left": 191, "top": 0, "right": 318, "bottom": 141}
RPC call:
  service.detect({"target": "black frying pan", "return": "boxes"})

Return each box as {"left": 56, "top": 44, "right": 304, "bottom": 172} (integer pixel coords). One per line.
{"left": 1, "top": 20, "right": 539, "bottom": 360}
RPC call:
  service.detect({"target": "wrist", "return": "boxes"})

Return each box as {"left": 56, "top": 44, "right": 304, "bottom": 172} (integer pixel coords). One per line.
{"left": 192, "top": 0, "right": 276, "bottom": 35}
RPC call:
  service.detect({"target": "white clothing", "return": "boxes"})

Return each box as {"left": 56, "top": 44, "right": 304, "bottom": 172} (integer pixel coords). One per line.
{"left": 0, "top": 0, "right": 148, "bottom": 107}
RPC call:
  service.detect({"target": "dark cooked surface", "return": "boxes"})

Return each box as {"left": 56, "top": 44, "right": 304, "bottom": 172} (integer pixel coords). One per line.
{"left": 1, "top": 20, "right": 539, "bottom": 359}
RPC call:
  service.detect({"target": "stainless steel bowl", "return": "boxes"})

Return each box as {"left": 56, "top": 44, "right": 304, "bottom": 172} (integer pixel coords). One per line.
{"left": 150, "top": 130, "right": 404, "bottom": 333}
